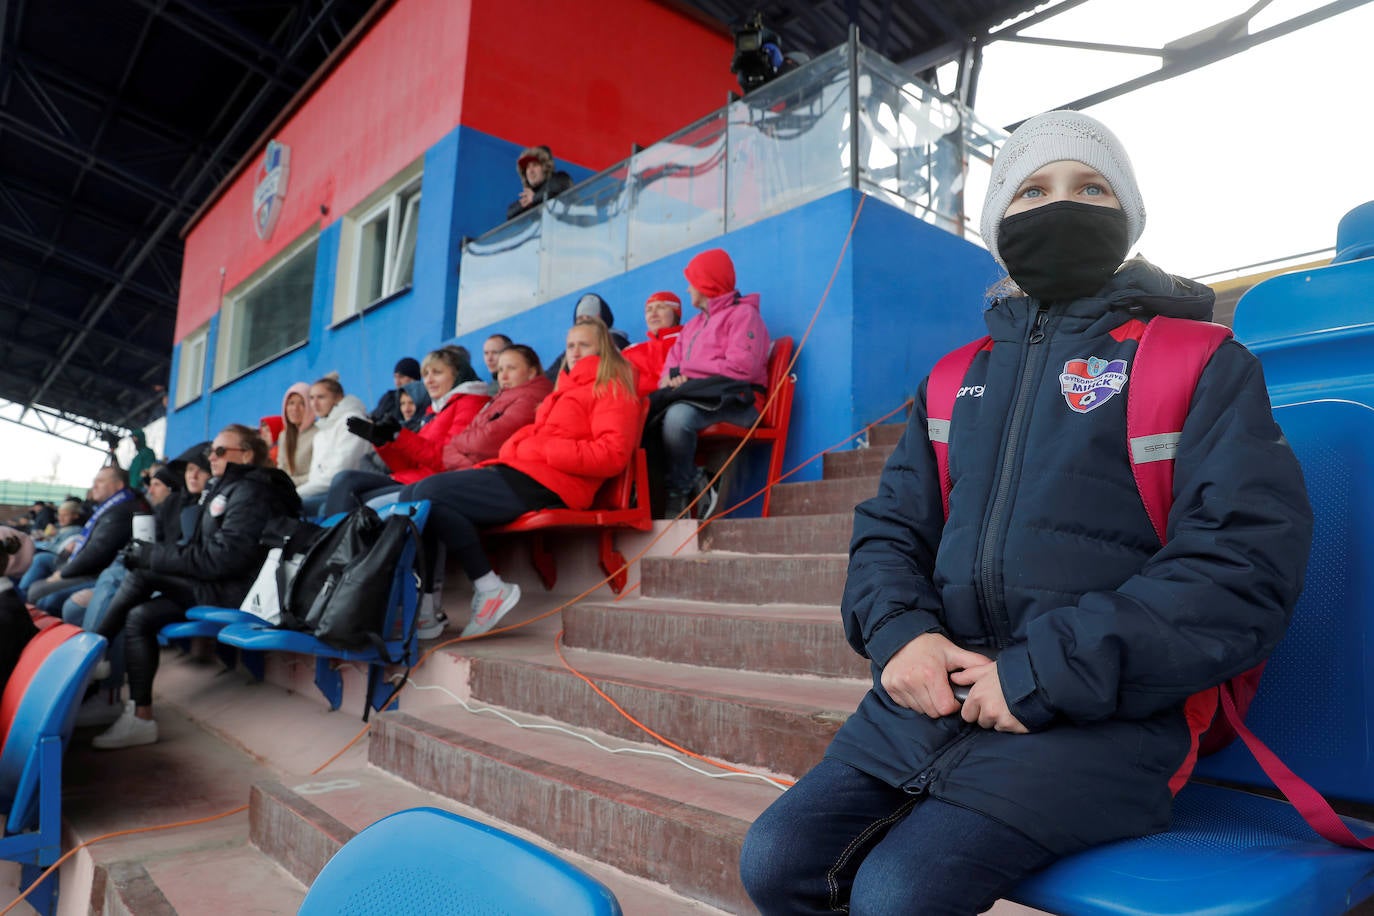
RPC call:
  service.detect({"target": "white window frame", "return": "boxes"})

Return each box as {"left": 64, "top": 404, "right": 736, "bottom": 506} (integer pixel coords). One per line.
{"left": 215, "top": 231, "right": 319, "bottom": 386}
{"left": 333, "top": 163, "right": 423, "bottom": 323}
{"left": 174, "top": 324, "right": 209, "bottom": 407}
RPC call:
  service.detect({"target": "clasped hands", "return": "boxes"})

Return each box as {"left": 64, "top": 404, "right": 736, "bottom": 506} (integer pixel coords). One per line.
{"left": 345, "top": 416, "right": 400, "bottom": 446}
{"left": 880, "top": 632, "right": 1028, "bottom": 733}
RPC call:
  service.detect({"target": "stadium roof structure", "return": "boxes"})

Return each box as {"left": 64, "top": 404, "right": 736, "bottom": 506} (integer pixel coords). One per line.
{"left": 1, "top": 0, "right": 1368, "bottom": 448}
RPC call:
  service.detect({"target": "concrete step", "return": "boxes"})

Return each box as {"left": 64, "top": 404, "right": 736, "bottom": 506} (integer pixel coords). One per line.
{"left": 822, "top": 445, "right": 894, "bottom": 480}
{"left": 103, "top": 842, "right": 306, "bottom": 916}
{"left": 770, "top": 476, "right": 880, "bottom": 517}
{"left": 702, "top": 512, "right": 852, "bottom": 555}
{"left": 467, "top": 645, "right": 867, "bottom": 779}
{"left": 870, "top": 422, "right": 907, "bottom": 446}
{"left": 640, "top": 553, "right": 848, "bottom": 605}
{"left": 370, "top": 707, "right": 780, "bottom": 912}
{"left": 250, "top": 768, "right": 727, "bottom": 914}
{"left": 564, "top": 598, "right": 868, "bottom": 679}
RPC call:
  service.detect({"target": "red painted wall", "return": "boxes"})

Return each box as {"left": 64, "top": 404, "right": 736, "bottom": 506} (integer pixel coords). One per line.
{"left": 176, "top": 0, "right": 736, "bottom": 342}
{"left": 177, "top": 0, "right": 474, "bottom": 340}
{"left": 463, "top": 0, "right": 735, "bottom": 170}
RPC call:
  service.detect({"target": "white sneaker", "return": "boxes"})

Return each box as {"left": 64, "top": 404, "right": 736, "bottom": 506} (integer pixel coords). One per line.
{"left": 462, "top": 582, "right": 520, "bottom": 637}
{"left": 75, "top": 691, "right": 124, "bottom": 727}
{"left": 92, "top": 701, "right": 158, "bottom": 750}
{"left": 92, "top": 659, "right": 111, "bottom": 681}
{"left": 415, "top": 592, "right": 448, "bottom": 640}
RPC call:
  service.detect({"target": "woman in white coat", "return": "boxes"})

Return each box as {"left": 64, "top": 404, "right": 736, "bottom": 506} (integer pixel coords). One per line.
{"left": 296, "top": 375, "right": 372, "bottom": 516}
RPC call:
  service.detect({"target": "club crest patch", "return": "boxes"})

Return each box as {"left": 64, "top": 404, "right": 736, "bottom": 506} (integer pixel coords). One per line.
{"left": 209, "top": 494, "right": 229, "bottom": 518}
{"left": 1059, "top": 356, "right": 1128, "bottom": 413}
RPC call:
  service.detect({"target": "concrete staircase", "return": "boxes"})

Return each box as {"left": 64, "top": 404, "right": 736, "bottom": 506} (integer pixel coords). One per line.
{"left": 32, "top": 421, "right": 1023, "bottom": 914}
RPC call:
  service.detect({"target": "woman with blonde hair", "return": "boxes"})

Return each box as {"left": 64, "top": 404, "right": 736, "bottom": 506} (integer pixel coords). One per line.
{"left": 400, "top": 317, "right": 642, "bottom": 639}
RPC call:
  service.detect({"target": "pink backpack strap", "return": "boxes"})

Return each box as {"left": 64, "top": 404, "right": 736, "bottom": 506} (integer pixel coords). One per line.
{"left": 926, "top": 337, "right": 993, "bottom": 519}
{"left": 1126, "top": 316, "right": 1232, "bottom": 545}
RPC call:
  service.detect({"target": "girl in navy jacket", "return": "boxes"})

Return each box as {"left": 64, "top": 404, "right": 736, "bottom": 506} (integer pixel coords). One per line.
{"left": 740, "top": 111, "right": 1313, "bottom": 915}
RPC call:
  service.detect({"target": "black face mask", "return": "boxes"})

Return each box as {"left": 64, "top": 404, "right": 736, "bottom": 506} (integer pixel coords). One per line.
{"left": 998, "top": 200, "right": 1129, "bottom": 302}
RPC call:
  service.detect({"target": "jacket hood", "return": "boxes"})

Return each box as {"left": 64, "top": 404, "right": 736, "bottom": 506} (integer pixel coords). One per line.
{"left": 168, "top": 441, "right": 212, "bottom": 477}
{"left": 704, "top": 290, "right": 761, "bottom": 315}
{"left": 130, "top": 428, "right": 146, "bottom": 447}
{"left": 684, "top": 248, "right": 736, "bottom": 298}
{"left": 258, "top": 415, "right": 285, "bottom": 440}
{"left": 282, "top": 382, "right": 315, "bottom": 431}
{"left": 1098, "top": 257, "right": 1215, "bottom": 320}
{"left": 401, "top": 379, "right": 431, "bottom": 415}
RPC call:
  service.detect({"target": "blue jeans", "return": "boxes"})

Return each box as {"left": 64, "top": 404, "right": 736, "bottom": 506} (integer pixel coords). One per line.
{"left": 17, "top": 552, "right": 59, "bottom": 600}
{"left": 660, "top": 400, "right": 757, "bottom": 494}
{"left": 64, "top": 559, "right": 128, "bottom": 689}
{"left": 740, "top": 758, "right": 1057, "bottom": 915}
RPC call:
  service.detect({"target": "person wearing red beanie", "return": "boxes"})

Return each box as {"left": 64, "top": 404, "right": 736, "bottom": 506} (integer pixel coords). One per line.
{"left": 649, "top": 249, "right": 770, "bottom": 518}
{"left": 623, "top": 291, "right": 684, "bottom": 398}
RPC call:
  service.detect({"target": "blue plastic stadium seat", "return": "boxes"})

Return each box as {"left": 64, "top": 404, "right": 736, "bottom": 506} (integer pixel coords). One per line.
{"left": 0, "top": 627, "right": 106, "bottom": 915}
{"left": 215, "top": 500, "right": 429, "bottom": 717}
{"left": 298, "top": 807, "right": 621, "bottom": 915}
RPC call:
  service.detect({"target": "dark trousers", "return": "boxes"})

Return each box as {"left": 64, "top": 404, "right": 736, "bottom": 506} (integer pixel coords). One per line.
{"left": 739, "top": 758, "right": 1057, "bottom": 916}
{"left": 96, "top": 569, "right": 200, "bottom": 707}
{"left": 400, "top": 468, "right": 531, "bottom": 586}
{"left": 324, "top": 470, "right": 401, "bottom": 517}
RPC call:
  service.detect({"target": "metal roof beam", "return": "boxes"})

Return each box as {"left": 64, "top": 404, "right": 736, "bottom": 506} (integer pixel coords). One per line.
{"left": 125, "top": 0, "right": 301, "bottom": 94}
{"left": 0, "top": 399, "right": 111, "bottom": 452}
{"left": 0, "top": 291, "right": 169, "bottom": 364}
{"left": 0, "top": 175, "right": 182, "bottom": 254}
{"left": 0, "top": 224, "right": 178, "bottom": 307}
{"left": 18, "top": 55, "right": 201, "bottom": 148}
{"left": 0, "top": 111, "right": 184, "bottom": 209}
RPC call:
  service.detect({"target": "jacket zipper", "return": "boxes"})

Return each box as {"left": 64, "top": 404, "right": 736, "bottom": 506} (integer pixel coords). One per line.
{"left": 977, "top": 305, "right": 1051, "bottom": 649}
{"left": 904, "top": 726, "right": 977, "bottom": 795}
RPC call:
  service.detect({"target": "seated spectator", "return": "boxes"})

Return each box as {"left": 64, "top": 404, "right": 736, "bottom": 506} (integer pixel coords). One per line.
{"left": 259, "top": 415, "right": 284, "bottom": 465}
{"left": 400, "top": 317, "right": 641, "bottom": 639}
{"left": 64, "top": 443, "right": 211, "bottom": 727}
{"left": 482, "top": 334, "right": 513, "bottom": 397}
{"left": 296, "top": 375, "right": 372, "bottom": 516}
{"left": 126, "top": 428, "right": 157, "bottom": 489}
{"left": 649, "top": 249, "right": 769, "bottom": 518}
{"left": 399, "top": 379, "right": 431, "bottom": 432}
{"left": 0, "top": 529, "right": 38, "bottom": 692}
{"left": 544, "top": 294, "right": 631, "bottom": 381}
{"left": 277, "top": 382, "right": 316, "bottom": 487}
{"left": 28, "top": 501, "right": 56, "bottom": 535}
{"left": 22, "top": 465, "right": 147, "bottom": 612}
{"left": 324, "top": 346, "right": 491, "bottom": 518}
{"left": 506, "top": 145, "right": 573, "bottom": 221}
{"left": 443, "top": 344, "right": 552, "bottom": 470}
{"left": 371, "top": 357, "right": 421, "bottom": 425}
{"left": 90, "top": 425, "right": 301, "bottom": 749}
{"left": 624, "top": 291, "right": 684, "bottom": 397}
{"left": 33, "top": 498, "right": 84, "bottom": 553}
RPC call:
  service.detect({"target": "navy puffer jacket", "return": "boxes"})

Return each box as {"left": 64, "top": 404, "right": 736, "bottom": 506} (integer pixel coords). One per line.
{"left": 828, "top": 259, "right": 1313, "bottom": 855}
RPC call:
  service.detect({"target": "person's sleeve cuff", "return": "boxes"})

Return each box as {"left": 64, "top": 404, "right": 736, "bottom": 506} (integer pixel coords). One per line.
{"left": 865, "top": 609, "right": 944, "bottom": 668}
{"left": 996, "top": 644, "right": 1056, "bottom": 731}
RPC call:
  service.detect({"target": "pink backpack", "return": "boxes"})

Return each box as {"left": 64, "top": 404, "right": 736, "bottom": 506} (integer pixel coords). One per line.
{"left": 924, "top": 315, "right": 1373, "bottom": 849}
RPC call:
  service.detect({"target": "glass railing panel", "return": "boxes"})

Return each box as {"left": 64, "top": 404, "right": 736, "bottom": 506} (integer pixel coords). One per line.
{"left": 454, "top": 209, "right": 542, "bottom": 334}
{"left": 539, "top": 163, "right": 631, "bottom": 301}
{"left": 626, "top": 110, "right": 728, "bottom": 269}
{"left": 726, "top": 44, "right": 852, "bottom": 231}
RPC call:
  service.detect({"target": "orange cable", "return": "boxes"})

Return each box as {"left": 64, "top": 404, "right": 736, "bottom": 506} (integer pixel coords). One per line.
{"left": 552, "top": 630, "right": 795, "bottom": 787}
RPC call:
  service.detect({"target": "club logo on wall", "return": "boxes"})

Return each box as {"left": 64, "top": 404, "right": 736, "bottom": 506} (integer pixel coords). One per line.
{"left": 252, "top": 140, "right": 291, "bottom": 241}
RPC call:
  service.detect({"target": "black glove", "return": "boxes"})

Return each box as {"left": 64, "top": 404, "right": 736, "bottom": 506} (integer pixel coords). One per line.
{"left": 121, "top": 539, "right": 153, "bottom": 570}
{"left": 346, "top": 415, "right": 400, "bottom": 446}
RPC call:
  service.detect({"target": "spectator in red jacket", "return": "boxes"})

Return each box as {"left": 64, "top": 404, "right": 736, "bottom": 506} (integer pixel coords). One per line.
{"left": 324, "top": 346, "right": 489, "bottom": 518}
{"left": 399, "top": 318, "right": 642, "bottom": 640}
{"left": 443, "top": 344, "right": 552, "bottom": 470}
{"left": 624, "top": 291, "right": 684, "bottom": 398}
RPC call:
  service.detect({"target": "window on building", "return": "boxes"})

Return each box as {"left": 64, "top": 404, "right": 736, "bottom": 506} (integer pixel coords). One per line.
{"left": 175, "top": 324, "right": 209, "bottom": 407}
{"left": 334, "top": 165, "right": 423, "bottom": 322}
{"left": 216, "top": 235, "right": 318, "bottom": 384}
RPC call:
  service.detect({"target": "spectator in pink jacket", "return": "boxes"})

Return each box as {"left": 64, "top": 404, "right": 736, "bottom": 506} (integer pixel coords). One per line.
{"left": 650, "top": 248, "right": 770, "bottom": 518}
{"left": 443, "top": 344, "right": 553, "bottom": 470}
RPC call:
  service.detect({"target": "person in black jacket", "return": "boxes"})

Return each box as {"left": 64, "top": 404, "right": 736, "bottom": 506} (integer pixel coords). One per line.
{"left": 90, "top": 424, "right": 301, "bottom": 750}
{"left": 739, "top": 111, "right": 1314, "bottom": 914}
{"left": 505, "top": 145, "right": 573, "bottom": 221}
{"left": 24, "top": 465, "right": 146, "bottom": 613}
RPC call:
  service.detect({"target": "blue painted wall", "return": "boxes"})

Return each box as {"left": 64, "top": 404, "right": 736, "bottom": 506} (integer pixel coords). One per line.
{"left": 167, "top": 126, "right": 1001, "bottom": 516}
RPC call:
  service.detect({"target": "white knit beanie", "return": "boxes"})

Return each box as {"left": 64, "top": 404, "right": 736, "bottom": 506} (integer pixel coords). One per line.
{"left": 980, "top": 111, "right": 1146, "bottom": 267}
